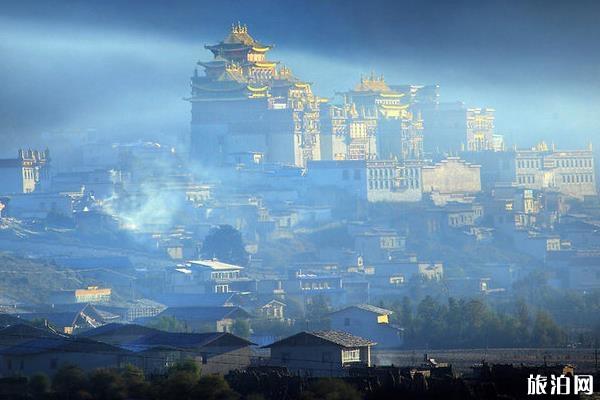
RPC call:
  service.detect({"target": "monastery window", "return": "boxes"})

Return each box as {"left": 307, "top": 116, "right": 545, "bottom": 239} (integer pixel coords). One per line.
{"left": 369, "top": 181, "right": 373, "bottom": 190}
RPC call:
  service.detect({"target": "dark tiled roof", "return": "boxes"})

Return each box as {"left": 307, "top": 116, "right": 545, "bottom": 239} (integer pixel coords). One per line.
{"left": 0, "top": 313, "right": 26, "bottom": 328}
{"left": 0, "top": 324, "right": 64, "bottom": 341}
{"left": 264, "top": 331, "right": 375, "bottom": 349}
{"left": 1, "top": 336, "right": 127, "bottom": 356}
{"left": 124, "top": 331, "right": 254, "bottom": 352}
{"left": 78, "top": 323, "right": 160, "bottom": 338}
{"left": 330, "top": 304, "right": 393, "bottom": 316}
{"left": 311, "top": 331, "right": 376, "bottom": 347}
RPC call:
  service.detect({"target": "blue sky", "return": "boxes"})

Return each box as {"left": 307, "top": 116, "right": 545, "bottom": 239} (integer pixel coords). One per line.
{"left": 1, "top": 0, "right": 599, "bottom": 155}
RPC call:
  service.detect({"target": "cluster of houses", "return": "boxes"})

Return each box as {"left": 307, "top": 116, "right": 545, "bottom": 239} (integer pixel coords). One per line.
{"left": 0, "top": 310, "right": 396, "bottom": 379}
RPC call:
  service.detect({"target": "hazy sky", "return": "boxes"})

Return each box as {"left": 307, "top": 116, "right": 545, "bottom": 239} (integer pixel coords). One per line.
{"left": 1, "top": 0, "right": 599, "bottom": 156}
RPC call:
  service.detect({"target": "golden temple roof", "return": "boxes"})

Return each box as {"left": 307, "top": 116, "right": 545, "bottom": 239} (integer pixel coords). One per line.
{"left": 354, "top": 72, "right": 391, "bottom": 93}
{"left": 224, "top": 22, "right": 256, "bottom": 46}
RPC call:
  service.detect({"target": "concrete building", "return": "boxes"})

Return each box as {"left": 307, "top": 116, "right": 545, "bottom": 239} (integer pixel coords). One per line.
{"left": 80, "top": 323, "right": 255, "bottom": 376}
{"left": 353, "top": 228, "right": 406, "bottom": 263}
{"left": 0, "top": 149, "right": 50, "bottom": 194}
{"left": 283, "top": 270, "right": 345, "bottom": 312}
{"left": 153, "top": 306, "right": 250, "bottom": 333}
{"left": 49, "top": 286, "right": 112, "bottom": 305}
{"left": 264, "top": 331, "right": 375, "bottom": 377}
{"left": 259, "top": 300, "right": 286, "bottom": 321}
{"left": 514, "top": 142, "right": 596, "bottom": 199}
{"left": 329, "top": 305, "right": 403, "bottom": 349}
{"left": 0, "top": 335, "right": 130, "bottom": 378}
{"left": 108, "top": 328, "right": 255, "bottom": 375}
{"left": 306, "top": 159, "right": 422, "bottom": 203}
{"left": 2, "top": 191, "right": 79, "bottom": 219}
{"left": 466, "top": 108, "right": 495, "bottom": 152}
{"left": 366, "top": 259, "right": 443, "bottom": 294}
{"left": 167, "top": 259, "right": 250, "bottom": 294}
{"left": 421, "top": 157, "right": 481, "bottom": 195}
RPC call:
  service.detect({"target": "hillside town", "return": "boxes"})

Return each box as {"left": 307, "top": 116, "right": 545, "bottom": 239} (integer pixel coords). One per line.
{"left": 0, "top": 22, "right": 598, "bottom": 398}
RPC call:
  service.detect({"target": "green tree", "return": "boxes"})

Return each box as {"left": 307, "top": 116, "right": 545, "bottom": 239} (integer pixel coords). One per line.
{"left": 52, "top": 364, "right": 90, "bottom": 400}
{"left": 158, "top": 360, "right": 201, "bottom": 400}
{"left": 120, "top": 365, "right": 148, "bottom": 400}
{"left": 302, "top": 378, "right": 361, "bottom": 400}
{"left": 193, "top": 375, "right": 239, "bottom": 400}
{"left": 415, "top": 296, "right": 447, "bottom": 347}
{"left": 201, "top": 225, "right": 249, "bottom": 266}
{"left": 88, "top": 369, "right": 126, "bottom": 400}
{"left": 532, "top": 311, "right": 565, "bottom": 347}
{"left": 28, "top": 373, "right": 50, "bottom": 400}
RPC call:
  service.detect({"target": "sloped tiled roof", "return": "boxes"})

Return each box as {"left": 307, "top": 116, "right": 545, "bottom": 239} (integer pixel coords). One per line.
{"left": 311, "top": 331, "right": 376, "bottom": 347}
{"left": 78, "top": 323, "right": 160, "bottom": 338}
{"left": 1, "top": 336, "right": 128, "bottom": 356}
{"left": 0, "top": 323, "right": 64, "bottom": 342}
{"left": 329, "top": 304, "right": 393, "bottom": 316}
{"left": 264, "top": 330, "right": 375, "bottom": 349}
{"left": 353, "top": 304, "right": 393, "bottom": 315}
{"left": 124, "top": 331, "right": 254, "bottom": 352}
